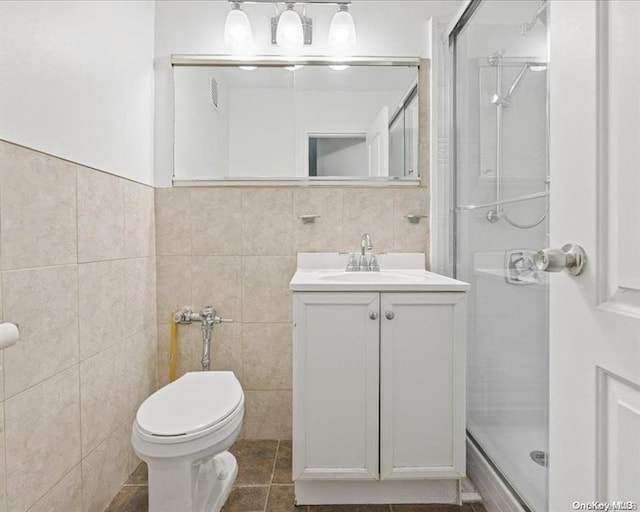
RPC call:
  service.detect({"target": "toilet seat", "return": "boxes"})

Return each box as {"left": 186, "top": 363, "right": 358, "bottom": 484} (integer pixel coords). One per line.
{"left": 136, "top": 371, "right": 243, "bottom": 439}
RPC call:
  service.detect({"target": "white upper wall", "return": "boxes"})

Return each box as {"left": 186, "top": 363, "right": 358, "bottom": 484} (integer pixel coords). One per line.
{"left": 154, "top": 0, "right": 462, "bottom": 186}
{"left": 0, "top": 1, "right": 155, "bottom": 185}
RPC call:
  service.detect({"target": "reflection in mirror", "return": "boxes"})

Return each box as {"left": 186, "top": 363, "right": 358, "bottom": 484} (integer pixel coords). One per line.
{"left": 173, "top": 62, "right": 419, "bottom": 181}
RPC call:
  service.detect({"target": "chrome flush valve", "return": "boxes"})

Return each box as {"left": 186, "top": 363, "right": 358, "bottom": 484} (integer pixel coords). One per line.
{"left": 172, "top": 306, "right": 233, "bottom": 371}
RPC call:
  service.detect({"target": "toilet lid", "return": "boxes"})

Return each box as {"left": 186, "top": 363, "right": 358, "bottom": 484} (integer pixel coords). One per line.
{"left": 136, "top": 371, "right": 243, "bottom": 437}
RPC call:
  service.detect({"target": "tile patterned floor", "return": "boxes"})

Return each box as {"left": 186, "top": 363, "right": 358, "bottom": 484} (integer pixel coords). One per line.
{"left": 106, "top": 440, "right": 487, "bottom": 512}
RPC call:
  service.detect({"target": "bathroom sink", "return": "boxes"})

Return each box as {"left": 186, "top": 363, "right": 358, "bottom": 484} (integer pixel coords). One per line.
{"left": 290, "top": 253, "right": 469, "bottom": 292}
{"left": 318, "top": 271, "right": 418, "bottom": 284}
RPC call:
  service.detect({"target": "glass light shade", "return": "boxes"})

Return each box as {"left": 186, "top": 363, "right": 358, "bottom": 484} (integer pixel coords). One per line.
{"left": 328, "top": 6, "right": 356, "bottom": 51}
{"left": 224, "top": 6, "right": 253, "bottom": 48}
{"left": 276, "top": 6, "right": 304, "bottom": 49}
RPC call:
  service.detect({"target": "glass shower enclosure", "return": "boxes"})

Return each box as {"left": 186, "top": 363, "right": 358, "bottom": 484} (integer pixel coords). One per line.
{"left": 449, "top": 1, "right": 549, "bottom": 511}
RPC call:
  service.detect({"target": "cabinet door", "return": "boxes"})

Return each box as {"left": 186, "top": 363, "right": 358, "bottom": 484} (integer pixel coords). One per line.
{"left": 293, "top": 292, "right": 380, "bottom": 481}
{"left": 380, "top": 292, "right": 466, "bottom": 480}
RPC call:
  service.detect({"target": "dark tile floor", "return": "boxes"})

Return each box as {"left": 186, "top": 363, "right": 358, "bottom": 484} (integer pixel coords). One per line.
{"left": 106, "top": 440, "right": 487, "bottom": 512}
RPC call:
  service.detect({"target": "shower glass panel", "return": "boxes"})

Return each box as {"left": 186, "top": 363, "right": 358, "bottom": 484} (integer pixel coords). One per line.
{"left": 452, "top": 2, "right": 549, "bottom": 511}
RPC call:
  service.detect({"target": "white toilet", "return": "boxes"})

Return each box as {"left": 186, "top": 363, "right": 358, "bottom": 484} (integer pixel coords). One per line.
{"left": 131, "top": 371, "right": 244, "bottom": 512}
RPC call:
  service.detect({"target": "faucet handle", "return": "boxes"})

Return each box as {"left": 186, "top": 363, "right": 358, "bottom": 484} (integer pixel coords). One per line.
{"left": 346, "top": 253, "right": 359, "bottom": 271}
{"left": 369, "top": 254, "right": 380, "bottom": 272}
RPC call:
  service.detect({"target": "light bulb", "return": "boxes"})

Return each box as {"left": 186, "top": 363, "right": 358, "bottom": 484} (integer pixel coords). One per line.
{"left": 224, "top": 3, "right": 253, "bottom": 49}
{"left": 276, "top": 4, "right": 304, "bottom": 49}
{"left": 328, "top": 4, "right": 356, "bottom": 53}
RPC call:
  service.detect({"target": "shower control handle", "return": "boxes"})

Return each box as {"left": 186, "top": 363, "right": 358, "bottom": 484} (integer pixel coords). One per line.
{"left": 534, "top": 243, "right": 586, "bottom": 276}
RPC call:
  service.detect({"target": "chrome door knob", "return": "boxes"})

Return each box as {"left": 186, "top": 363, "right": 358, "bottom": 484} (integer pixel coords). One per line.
{"left": 385, "top": 311, "right": 395, "bottom": 320}
{"left": 534, "top": 243, "right": 586, "bottom": 276}
{"left": 369, "top": 311, "right": 379, "bottom": 320}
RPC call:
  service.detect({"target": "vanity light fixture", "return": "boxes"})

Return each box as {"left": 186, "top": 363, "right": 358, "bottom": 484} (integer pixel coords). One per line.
{"left": 328, "top": 3, "right": 356, "bottom": 52}
{"left": 224, "top": 2, "right": 355, "bottom": 52}
{"left": 224, "top": 2, "right": 253, "bottom": 49}
{"left": 329, "top": 64, "right": 350, "bottom": 71}
{"left": 276, "top": 3, "right": 305, "bottom": 49}
{"left": 238, "top": 65, "right": 258, "bottom": 71}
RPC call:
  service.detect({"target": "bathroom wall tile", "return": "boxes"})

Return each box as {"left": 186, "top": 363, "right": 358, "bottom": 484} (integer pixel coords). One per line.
{"left": 81, "top": 422, "right": 130, "bottom": 512}
{"left": 242, "top": 189, "right": 293, "bottom": 256}
{"left": 157, "top": 322, "right": 196, "bottom": 388}
{"left": 192, "top": 256, "right": 242, "bottom": 322}
{"left": 80, "top": 342, "right": 130, "bottom": 456}
{"left": 27, "top": 465, "right": 82, "bottom": 512}
{"left": 242, "top": 257, "right": 296, "bottom": 323}
{"left": 155, "top": 188, "right": 191, "bottom": 256}
{"left": 78, "top": 260, "right": 126, "bottom": 360}
{"left": 242, "top": 323, "right": 292, "bottom": 390}
{"left": 156, "top": 256, "right": 192, "bottom": 323}
{"left": 293, "top": 188, "right": 343, "bottom": 253}
{"left": 127, "top": 326, "right": 158, "bottom": 416}
{"left": 191, "top": 188, "right": 242, "bottom": 255}
{"left": 124, "top": 181, "right": 156, "bottom": 258}
{"left": 0, "top": 142, "right": 77, "bottom": 270}
{"left": 77, "top": 167, "right": 125, "bottom": 262}
{"left": 124, "top": 257, "right": 156, "bottom": 338}
{"left": 0, "top": 281, "right": 3, "bottom": 402}
{"left": 209, "top": 323, "right": 243, "bottom": 384}
{"left": 393, "top": 188, "right": 429, "bottom": 254}
{"left": 126, "top": 413, "right": 143, "bottom": 477}
{"left": 0, "top": 405, "right": 6, "bottom": 512}
{"left": 342, "top": 189, "right": 394, "bottom": 253}
{"left": 243, "top": 391, "right": 292, "bottom": 440}
{"left": 5, "top": 366, "right": 81, "bottom": 512}
{"left": 2, "top": 265, "right": 79, "bottom": 397}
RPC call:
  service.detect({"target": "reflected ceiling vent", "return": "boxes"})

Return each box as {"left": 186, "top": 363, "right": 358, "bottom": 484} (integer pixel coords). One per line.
{"left": 210, "top": 77, "right": 219, "bottom": 109}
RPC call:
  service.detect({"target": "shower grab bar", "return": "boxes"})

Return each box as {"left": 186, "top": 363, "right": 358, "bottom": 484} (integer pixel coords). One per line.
{"left": 456, "top": 191, "right": 548, "bottom": 211}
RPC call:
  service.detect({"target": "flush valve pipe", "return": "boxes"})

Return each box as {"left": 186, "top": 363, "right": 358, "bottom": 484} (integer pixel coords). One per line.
{"left": 173, "top": 305, "right": 233, "bottom": 371}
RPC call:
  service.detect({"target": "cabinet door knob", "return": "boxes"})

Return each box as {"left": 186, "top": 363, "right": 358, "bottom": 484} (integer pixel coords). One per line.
{"left": 369, "top": 311, "right": 378, "bottom": 320}
{"left": 385, "top": 311, "right": 395, "bottom": 320}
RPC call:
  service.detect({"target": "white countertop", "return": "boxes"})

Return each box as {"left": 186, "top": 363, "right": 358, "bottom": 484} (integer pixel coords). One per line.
{"left": 290, "top": 253, "right": 470, "bottom": 292}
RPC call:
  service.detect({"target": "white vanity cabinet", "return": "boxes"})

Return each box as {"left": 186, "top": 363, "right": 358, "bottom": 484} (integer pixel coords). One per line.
{"left": 378, "top": 292, "right": 466, "bottom": 480}
{"left": 292, "top": 292, "right": 381, "bottom": 481}
{"left": 290, "top": 253, "right": 469, "bottom": 505}
{"left": 293, "top": 291, "right": 466, "bottom": 485}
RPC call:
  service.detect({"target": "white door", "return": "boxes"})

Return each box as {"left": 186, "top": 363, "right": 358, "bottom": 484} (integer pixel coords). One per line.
{"left": 549, "top": 1, "right": 640, "bottom": 509}
{"left": 366, "top": 106, "right": 389, "bottom": 177}
{"left": 292, "top": 292, "right": 380, "bottom": 481}
{"left": 379, "top": 293, "right": 466, "bottom": 480}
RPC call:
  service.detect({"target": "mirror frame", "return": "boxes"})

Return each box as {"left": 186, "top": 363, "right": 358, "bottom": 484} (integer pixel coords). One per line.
{"left": 171, "top": 55, "right": 426, "bottom": 187}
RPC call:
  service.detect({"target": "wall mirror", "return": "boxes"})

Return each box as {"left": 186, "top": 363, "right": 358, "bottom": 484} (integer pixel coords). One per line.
{"left": 172, "top": 56, "right": 421, "bottom": 183}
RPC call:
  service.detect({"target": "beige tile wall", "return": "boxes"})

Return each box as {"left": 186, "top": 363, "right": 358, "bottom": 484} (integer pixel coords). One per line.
{"left": 0, "top": 141, "right": 157, "bottom": 512}
{"left": 155, "top": 185, "right": 430, "bottom": 439}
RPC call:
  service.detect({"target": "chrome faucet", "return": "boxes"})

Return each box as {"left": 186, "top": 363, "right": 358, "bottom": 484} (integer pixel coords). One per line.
{"left": 346, "top": 234, "right": 380, "bottom": 272}
{"left": 173, "top": 305, "right": 232, "bottom": 371}
{"left": 361, "top": 233, "right": 373, "bottom": 256}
